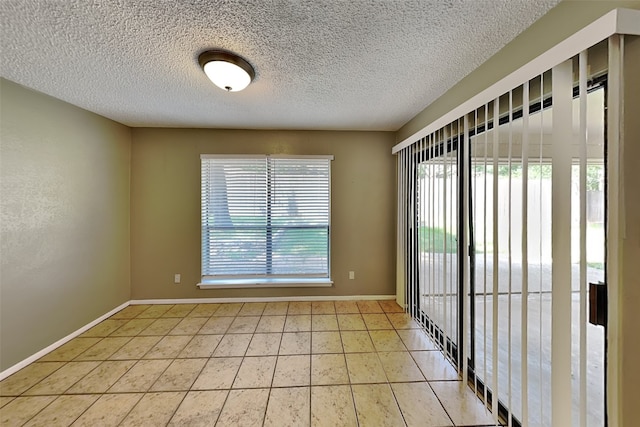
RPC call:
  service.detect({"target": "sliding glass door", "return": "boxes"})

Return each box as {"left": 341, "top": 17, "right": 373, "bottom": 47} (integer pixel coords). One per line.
{"left": 401, "top": 47, "right": 608, "bottom": 426}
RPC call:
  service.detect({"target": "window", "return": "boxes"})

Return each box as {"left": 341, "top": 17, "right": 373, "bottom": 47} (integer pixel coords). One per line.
{"left": 200, "top": 154, "right": 333, "bottom": 286}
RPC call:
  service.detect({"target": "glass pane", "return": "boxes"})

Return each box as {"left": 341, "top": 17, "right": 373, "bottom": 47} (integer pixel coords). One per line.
{"left": 469, "top": 83, "right": 605, "bottom": 427}
{"left": 204, "top": 159, "right": 268, "bottom": 276}
{"left": 271, "top": 227, "right": 328, "bottom": 274}
{"left": 418, "top": 144, "right": 458, "bottom": 351}
{"left": 202, "top": 156, "right": 331, "bottom": 278}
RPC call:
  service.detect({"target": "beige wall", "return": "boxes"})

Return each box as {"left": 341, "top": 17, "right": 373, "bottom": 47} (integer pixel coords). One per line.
{"left": 620, "top": 34, "right": 640, "bottom": 427}
{"left": 130, "top": 128, "right": 396, "bottom": 300}
{"left": 397, "top": 0, "right": 640, "bottom": 143}
{"left": 0, "top": 79, "right": 131, "bottom": 371}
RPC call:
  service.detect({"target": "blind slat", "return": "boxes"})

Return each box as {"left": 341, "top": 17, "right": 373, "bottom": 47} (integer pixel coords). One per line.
{"left": 201, "top": 156, "right": 331, "bottom": 278}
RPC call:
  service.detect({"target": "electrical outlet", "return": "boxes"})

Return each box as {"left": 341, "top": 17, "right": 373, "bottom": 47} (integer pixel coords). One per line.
{"left": 349, "top": 271, "right": 355, "bottom": 280}
{"left": 174, "top": 274, "right": 181, "bottom": 284}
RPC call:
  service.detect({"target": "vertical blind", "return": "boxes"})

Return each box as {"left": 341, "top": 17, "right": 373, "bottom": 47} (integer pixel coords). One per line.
{"left": 396, "top": 43, "right": 609, "bottom": 426}
{"left": 201, "top": 154, "right": 332, "bottom": 280}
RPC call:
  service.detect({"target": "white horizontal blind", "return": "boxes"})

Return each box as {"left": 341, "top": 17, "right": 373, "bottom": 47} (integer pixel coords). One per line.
{"left": 201, "top": 155, "right": 332, "bottom": 280}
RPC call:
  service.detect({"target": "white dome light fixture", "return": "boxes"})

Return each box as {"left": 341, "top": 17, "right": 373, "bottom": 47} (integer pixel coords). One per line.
{"left": 198, "top": 50, "right": 255, "bottom": 92}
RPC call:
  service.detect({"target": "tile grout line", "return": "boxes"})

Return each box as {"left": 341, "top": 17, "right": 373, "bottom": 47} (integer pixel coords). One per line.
{"left": 425, "top": 380, "right": 457, "bottom": 426}
{"left": 306, "top": 305, "right": 314, "bottom": 425}
{"left": 113, "top": 392, "right": 145, "bottom": 426}
{"left": 306, "top": 306, "right": 315, "bottom": 424}
{"left": 195, "top": 302, "right": 246, "bottom": 426}
{"left": 346, "top": 310, "right": 360, "bottom": 427}
{"left": 2, "top": 299, "right": 485, "bottom": 427}
{"left": 260, "top": 322, "right": 286, "bottom": 427}
{"left": 66, "top": 394, "right": 101, "bottom": 426}
{"left": 115, "top": 303, "right": 212, "bottom": 424}
{"left": 163, "top": 343, "right": 210, "bottom": 426}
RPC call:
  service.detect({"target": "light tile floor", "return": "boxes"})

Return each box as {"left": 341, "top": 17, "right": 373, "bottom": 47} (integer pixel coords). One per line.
{"left": 0, "top": 300, "right": 497, "bottom": 426}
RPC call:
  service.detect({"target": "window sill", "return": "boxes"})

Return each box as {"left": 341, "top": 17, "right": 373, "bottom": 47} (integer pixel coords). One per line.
{"left": 197, "top": 278, "right": 334, "bottom": 289}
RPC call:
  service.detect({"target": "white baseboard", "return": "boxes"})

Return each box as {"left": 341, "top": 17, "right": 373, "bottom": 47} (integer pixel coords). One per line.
{"left": 0, "top": 301, "right": 130, "bottom": 381}
{"left": 130, "top": 294, "right": 396, "bottom": 305}
{"left": 1, "top": 294, "right": 396, "bottom": 381}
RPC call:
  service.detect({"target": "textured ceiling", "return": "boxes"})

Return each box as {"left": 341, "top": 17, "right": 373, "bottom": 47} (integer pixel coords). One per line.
{"left": 0, "top": 0, "right": 561, "bottom": 131}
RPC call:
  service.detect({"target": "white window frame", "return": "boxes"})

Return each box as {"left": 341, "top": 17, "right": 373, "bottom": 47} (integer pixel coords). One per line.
{"left": 198, "top": 154, "right": 334, "bottom": 289}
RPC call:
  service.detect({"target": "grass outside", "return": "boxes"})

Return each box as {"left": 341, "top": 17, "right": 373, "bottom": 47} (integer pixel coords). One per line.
{"left": 209, "top": 227, "right": 328, "bottom": 259}
{"left": 419, "top": 226, "right": 457, "bottom": 254}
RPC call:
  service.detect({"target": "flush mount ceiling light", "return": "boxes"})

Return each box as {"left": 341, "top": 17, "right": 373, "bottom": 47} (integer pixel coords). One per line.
{"left": 198, "top": 50, "right": 255, "bottom": 92}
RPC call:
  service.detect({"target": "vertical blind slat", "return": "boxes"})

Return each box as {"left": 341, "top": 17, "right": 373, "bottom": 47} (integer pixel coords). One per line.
{"left": 551, "top": 60, "right": 573, "bottom": 427}
{"left": 521, "top": 80, "right": 530, "bottom": 426}
{"left": 578, "top": 49, "right": 589, "bottom": 427}
{"left": 492, "top": 96, "right": 500, "bottom": 423}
